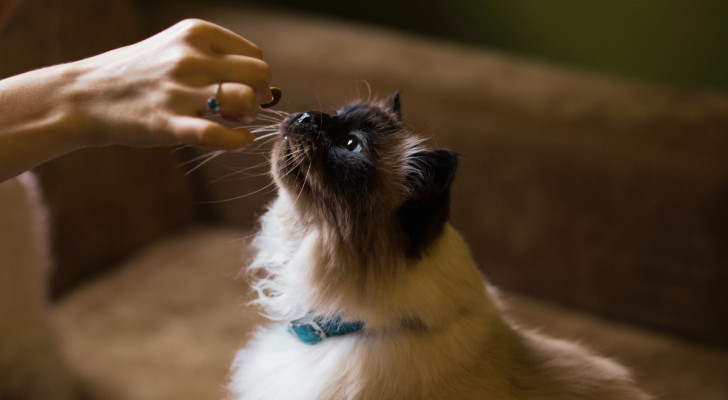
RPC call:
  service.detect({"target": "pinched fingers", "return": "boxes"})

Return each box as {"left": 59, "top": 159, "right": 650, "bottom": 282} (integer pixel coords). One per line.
{"left": 165, "top": 20, "right": 273, "bottom": 105}
{"left": 213, "top": 55, "right": 272, "bottom": 103}
{"left": 143, "top": 19, "right": 274, "bottom": 148}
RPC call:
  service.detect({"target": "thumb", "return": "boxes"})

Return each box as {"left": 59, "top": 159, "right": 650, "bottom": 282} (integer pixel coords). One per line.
{"left": 169, "top": 116, "right": 254, "bottom": 150}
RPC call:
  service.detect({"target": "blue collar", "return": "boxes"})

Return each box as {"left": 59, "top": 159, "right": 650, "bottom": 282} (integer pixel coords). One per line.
{"left": 288, "top": 314, "right": 365, "bottom": 345}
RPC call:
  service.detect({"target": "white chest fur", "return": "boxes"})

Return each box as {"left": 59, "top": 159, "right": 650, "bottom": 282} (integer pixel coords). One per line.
{"left": 228, "top": 194, "right": 648, "bottom": 400}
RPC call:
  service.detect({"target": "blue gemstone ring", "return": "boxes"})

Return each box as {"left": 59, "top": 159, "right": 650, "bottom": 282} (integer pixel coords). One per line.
{"left": 206, "top": 97, "right": 220, "bottom": 113}
{"left": 206, "top": 83, "right": 222, "bottom": 113}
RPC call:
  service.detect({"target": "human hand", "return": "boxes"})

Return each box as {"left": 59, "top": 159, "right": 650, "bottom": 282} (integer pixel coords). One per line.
{"left": 65, "top": 19, "right": 272, "bottom": 150}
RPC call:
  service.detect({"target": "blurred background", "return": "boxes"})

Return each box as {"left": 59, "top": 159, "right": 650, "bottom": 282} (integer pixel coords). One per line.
{"left": 245, "top": 0, "right": 728, "bottom": 93}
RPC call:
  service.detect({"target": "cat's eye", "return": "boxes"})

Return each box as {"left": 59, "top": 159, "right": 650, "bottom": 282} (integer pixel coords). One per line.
{"left": 346, "top": 136, "right": 363, "bottom": 153}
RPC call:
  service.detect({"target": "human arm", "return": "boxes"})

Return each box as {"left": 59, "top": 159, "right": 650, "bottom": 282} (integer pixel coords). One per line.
{"left": 0, "top": 19, "right": 273, "bottom": 182}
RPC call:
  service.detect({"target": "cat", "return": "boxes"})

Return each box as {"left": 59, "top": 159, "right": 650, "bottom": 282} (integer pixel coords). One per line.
{"left": 228, "top": 93, "right": 649, "bottom": 399}
{"left": 0, "top": 174, "right": 78, "bottom": 400}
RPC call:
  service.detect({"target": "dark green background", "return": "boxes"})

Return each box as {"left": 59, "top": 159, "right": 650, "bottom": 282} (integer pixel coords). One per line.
{"left": 246, "top": 0, "right": 728, "bottom": 93}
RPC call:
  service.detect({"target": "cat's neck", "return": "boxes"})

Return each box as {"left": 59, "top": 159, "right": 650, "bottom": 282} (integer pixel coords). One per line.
{"left": 248, "top": 192, "right": 497, "bottom": 332}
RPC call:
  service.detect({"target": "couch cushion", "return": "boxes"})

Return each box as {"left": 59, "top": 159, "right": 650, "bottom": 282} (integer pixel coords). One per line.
{"left": 55, "top": 228, "right": 264, "bottom": 400}
{"left": 55, "top": 227, "right": 727, "bottom": 400}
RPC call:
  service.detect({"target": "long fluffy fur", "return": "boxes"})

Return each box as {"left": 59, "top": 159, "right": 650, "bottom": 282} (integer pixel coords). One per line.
{"left": 229, "top": 98, "right": 648, "bottom": 400}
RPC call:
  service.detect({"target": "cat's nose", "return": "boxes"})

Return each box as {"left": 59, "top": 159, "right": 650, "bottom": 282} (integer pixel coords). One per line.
{"left": 292, "top": 111, "right": 331, "bottom": 129}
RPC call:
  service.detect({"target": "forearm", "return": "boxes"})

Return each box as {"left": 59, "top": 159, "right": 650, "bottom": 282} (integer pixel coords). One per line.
{"left": 0, "top": 64, "right": 88, "bottom": 182}
{"left": 0, "top": 19, "right": 271, "bottom": 183}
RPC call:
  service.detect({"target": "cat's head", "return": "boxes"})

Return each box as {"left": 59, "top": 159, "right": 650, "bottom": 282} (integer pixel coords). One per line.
{"left": 271, "top": 93, "right": 457, "bottom": 259}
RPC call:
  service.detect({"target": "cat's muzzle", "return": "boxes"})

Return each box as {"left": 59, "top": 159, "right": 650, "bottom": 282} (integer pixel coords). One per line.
{"left": 283, "top": 111, "right": 333, "bottom": 138}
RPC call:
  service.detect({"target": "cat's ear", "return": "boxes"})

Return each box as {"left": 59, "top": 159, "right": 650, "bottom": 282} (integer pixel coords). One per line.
{"left": 398, "top": 149, "right": 458, "bottom": 258}
{"left": 390, "top": 91, "right": 402, "bottom": 121}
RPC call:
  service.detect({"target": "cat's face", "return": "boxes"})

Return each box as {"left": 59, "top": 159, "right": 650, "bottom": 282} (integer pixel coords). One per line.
{"left": 272, "top": 94, "right": 457, "bottom": 258}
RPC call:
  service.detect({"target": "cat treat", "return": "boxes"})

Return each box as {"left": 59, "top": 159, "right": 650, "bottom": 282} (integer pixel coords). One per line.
{"left": 261, "top": 87, "right": 282, "bottom": 109}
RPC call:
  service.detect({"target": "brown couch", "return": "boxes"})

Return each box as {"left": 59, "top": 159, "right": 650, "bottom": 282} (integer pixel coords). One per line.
{"left": 2, "top": 1, "right": 727, "bottom": 399}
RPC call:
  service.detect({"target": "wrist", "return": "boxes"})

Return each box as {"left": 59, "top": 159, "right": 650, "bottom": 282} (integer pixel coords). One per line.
{"left": 55, "top": 61, "right": 101, "bottom": 148}
{"left": 0, "top": 62, "right": 95, "bottom": 179}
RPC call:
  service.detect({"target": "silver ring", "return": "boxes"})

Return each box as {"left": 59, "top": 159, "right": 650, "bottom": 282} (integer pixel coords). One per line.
{"left": 206, "top": 83, "right": 222, "bottom": 113}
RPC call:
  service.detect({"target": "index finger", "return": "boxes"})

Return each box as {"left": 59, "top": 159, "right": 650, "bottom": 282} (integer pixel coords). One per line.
{"left": 172, "top": 19, "right": 263, "bottom": 59}
{"left": 204, "top": 22, "right": 263, "bottom": 58}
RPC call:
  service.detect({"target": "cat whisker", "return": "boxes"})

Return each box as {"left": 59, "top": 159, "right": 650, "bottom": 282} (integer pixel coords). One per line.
{"left": 234, "top": 124, "right": 280, "bottom": 133}
{"left": 255, "top": 115, "right": 283, "bottom": 122}
{"left": 209, "top": 170, "right": 271, "bottom": 184}
{"left": 209, "top": 160, "right": 274, "bottom": 184}
{"left": 171, "top": 144, "right": 193, "bottom": 154}
{"left": 260, "top": 108, "right": 290, "bottom": 118}
{"left": 277, "top": 154, "right": 304, "bottom": 176}
{"left": 249, "top": 128, "right": 280, "bottom": 134}
{"left": 235, "top": 148, "right": 273, "bottom": 157}
{"left": 254, "top": 115, "right": 285, "bottom": 123}
{"left": 245, "top": 123, "right": 280, "bottom": 130}
{"left": 197, "top": 179, "right": 279, "bottom": 204}
{"left": 253, "top": 132, "right": 281, "bottom": 142}
{"left": 246, "top": 136, "right": 280, "bottom": 155}
{"left": 179, "top": 149, "right": 225, "bottom": 167}
{"left": 290, "top": 160, "right": 311, "bottom": 209}
{"left": 356, "top": 80, "right": 373, "bottom": 104}
{"left": 181, "top": 150, "right": 226, "bottom": 175}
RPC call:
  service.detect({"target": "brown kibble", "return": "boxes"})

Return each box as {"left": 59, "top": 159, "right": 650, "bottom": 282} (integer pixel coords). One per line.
{"left": 261, "top": 87, "right": 282, "bottom": 109}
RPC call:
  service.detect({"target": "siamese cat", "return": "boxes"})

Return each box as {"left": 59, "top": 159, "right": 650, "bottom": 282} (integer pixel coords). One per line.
{"left": 229, "top": 94, "right": 648, "bottom": 400}
{"left": 0, "top": 175, "right": 77, "bottom": 400}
